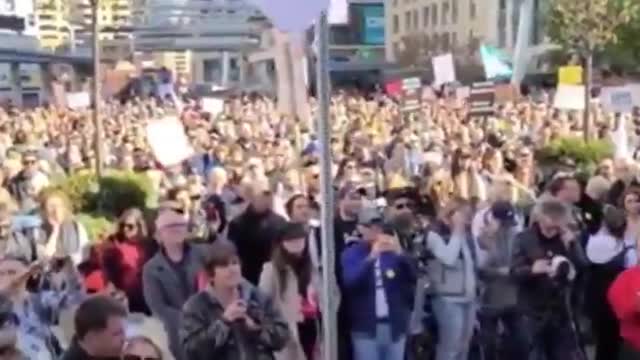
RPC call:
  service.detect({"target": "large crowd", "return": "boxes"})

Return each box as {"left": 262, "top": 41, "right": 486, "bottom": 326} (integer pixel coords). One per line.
{"left": 0, "top": 83, "right": 638, "bottom": 360}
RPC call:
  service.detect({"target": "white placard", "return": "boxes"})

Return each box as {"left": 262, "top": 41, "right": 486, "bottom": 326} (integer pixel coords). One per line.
{"left": 146, "top": 116, "right": 195, "bottom": 167}
{"left": 202, "top": 97, "right": 224, "bottom": 116}
{"left": 553, "top": 85, "right": 585, "bottom": 110}
{"left": 67, "top": 92, "right": 90, "bottom": 109}
{"left": 456, "top": 86, "right": 471, "bottom": 100}
{"left": 601, "top": 86, "right": 634, "bottom": 113}
{"left": 432, "top": 53, "right": 456, "bottom": 86}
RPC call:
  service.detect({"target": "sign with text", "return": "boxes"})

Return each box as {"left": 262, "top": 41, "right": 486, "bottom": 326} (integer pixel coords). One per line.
{"left": 558, "top": 66, "right": 583, "bottom": 85}
{"left": 468, "top": 81, "right": 495, "bottom": 117}
{"left": 432, "top": 53, "right": 456, "bottom": 86}
{"left": 67, "top": 92, "right": 90, "bottom": 109}
{"left": 601, "top": 86, "right": 634, "bottom": 113}
{"left": 400, "top": 77, "right": 421, "bottom": 113}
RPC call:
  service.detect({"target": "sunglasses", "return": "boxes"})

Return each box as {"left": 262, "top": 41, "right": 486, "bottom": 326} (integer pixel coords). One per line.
{"left": 122, "top": 355, "right": 161, "bottom": 360}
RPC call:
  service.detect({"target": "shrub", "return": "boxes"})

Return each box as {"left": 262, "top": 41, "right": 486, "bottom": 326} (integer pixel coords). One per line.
{"left": 536, "top": 137, "right": 614, "bottom": 169}
{"left": 76, "top": 213, "right": 114, "bottom": 242}
{"left": 52, "top": 170, "right": 156, "bottom": 218}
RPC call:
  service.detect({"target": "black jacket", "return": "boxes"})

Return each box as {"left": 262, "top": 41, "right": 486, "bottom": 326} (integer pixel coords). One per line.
{"left": 511, "top": 224, "right": 588, "bottom": 315}
{"left": 180, "top": 281, "right": 290, "bottom": 360}
{"left": 227, "top": 207, "right": 287, "bottom": 284}
{"left": 60, "top": 339, "right": 119, "bottom": 360}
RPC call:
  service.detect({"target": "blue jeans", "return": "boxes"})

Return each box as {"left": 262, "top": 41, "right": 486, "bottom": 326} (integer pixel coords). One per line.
{"left": 351, "top": 323, "right": 406, "bottom": 360}
{"left": 432, "top": 298, "right": 476, "bottom": 360}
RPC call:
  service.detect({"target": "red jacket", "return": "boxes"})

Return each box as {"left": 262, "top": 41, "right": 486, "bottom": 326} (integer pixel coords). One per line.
{"left": 608, "top": 266, "right": 640, "bottom": 350}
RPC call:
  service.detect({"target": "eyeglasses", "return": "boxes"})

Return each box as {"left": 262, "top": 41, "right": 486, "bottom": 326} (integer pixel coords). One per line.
{"left": 122, "top": 355, "right": 161, "bottom": 360}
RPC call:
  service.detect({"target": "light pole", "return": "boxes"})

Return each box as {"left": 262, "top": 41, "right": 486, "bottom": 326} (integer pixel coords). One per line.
{"left": 91, "top": 0, "right": 104, "bottom": 178}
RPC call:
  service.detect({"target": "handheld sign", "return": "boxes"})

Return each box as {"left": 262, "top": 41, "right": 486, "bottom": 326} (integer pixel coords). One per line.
{"left": 146, "top": 116, "right": 195, "bottom": 167}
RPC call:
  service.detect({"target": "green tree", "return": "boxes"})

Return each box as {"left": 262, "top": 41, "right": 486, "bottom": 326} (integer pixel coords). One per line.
{"left": 547, "top": 0, "right": 639, "bottom": 139}
{"left": 605, "top": 6, "right": 640, "bottom": 68}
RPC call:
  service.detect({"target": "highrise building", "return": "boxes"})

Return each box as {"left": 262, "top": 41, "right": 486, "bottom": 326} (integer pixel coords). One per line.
{"left": 36, "top": 0, "right": 71, "bottom": 50}
{"left": 0, "top": 0, "right": 37, "bottom": 36}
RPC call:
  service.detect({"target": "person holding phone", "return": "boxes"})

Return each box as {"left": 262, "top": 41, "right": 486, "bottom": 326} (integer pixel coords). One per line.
{"left": 180, "top": 241, "right": 290, "bottom": 360}
{"left": 341, "top": 207, "right": 416, "bottom": 360}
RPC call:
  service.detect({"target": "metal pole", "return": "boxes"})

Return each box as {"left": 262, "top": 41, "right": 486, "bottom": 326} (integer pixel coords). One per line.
{"left": 92, "top": 0, "right": 104, "bottom": 178}
{"left": 315, "top": 10, "right": 338, "bottom": 360}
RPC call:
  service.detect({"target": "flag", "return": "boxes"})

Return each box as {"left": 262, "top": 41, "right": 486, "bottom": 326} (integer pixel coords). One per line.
{"left": 480, "top": 44, "right": 513, "bottom": 79}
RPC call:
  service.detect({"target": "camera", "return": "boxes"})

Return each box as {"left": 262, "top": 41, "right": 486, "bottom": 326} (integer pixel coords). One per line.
{"left": 550, "top": 255, "right": 576, "bottom": 284}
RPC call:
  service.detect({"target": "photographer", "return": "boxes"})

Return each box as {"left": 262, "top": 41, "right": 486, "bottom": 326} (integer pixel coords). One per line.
{"left": 340, "top": 207, "right": 416, "bottom": 360}
{"left": 424, "top": 198, "right": 477, "bottom": 360}
{"left": 0, "top": 255, "right": 84, "bottom": 359}
{"left": 511, "top": 199, "right": 588, "bottom": 360}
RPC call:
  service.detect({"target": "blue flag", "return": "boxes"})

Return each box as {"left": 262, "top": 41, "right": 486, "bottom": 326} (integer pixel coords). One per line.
{"left": 480, "top": 44, "right": 513, "bottom": 79}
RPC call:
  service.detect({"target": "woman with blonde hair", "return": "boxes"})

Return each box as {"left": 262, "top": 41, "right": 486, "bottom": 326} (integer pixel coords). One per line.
{"left": 35, "top": 188, "right": 90, "bottom": 265}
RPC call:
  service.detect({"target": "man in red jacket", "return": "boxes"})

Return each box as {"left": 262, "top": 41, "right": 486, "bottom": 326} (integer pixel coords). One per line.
{"left": 608, "top": 250, "right": 640, "bottom": 359}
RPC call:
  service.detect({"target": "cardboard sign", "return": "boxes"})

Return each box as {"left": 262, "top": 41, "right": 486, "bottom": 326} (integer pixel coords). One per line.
{"left": 553, "top": 84, "right": 585, "bottom": 110}
{"left": 146, "top": 116, "right": 195, "bottom": 167}
{"left": 202, "top": 97, "right": 224, "bottom": 116}
{"left": 432, "top": 53, "right": 456, "bottom": 86}
{"left": 66, "top": 92, "right": 90, "bottom": 109}
{"left": 600, "top": 86, "right": 634, "bottom": 113}
{"left": 558, "top": 66, "right": 583, "bottom": 85}
{"left": 456, "top": 86, "right": 470, "bottom": 100}
{"left": 494, "top": 84, "right": 520, "bottom": 103}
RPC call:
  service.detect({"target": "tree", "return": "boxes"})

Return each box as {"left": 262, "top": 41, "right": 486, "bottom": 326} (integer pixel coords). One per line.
{"left": 547, "top": 0, "right": 639, "bottom": 140}
{"left": 605, "top": 6, "right": 640, "bottom": 68}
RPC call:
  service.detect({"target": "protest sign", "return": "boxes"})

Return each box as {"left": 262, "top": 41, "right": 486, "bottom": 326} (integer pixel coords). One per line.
{"left": 494, "top": 84, "right": 520, "bottom": 104}
{"left": 146, "top": 116, "right": 195, "bottom": 167}
{"left": 468, "top": 82, "right": 495, "bottom": 117}
{"left": 400, "top": 77, "right": 421, "bottom": 113}
{"left": 600, "top": 86, "right": 634, "bottom": 113}
{"left": 553, "top": 84, "right": 585, "bottom": 110}
{"left": 456, "top": 86, "right": 470, "bottom": 100}
{"left": 385, "top": 80, "right": 402, "bottom": 97}
{"left": 432, "top": 53, "right": 456, "bottom": 86}
{"left": 202, "top": 97, "right": 224, "bottom": 116}
{"left": 67, "top": 92, "right": 90, "bottom": 109}
{"left": 558, "top": 66, "right": 583, "bottom": 85}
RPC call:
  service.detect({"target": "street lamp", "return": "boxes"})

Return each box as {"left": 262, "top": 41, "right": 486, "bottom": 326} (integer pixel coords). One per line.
{"left": 90, "top": 0, "right": 104, "bottom": 179}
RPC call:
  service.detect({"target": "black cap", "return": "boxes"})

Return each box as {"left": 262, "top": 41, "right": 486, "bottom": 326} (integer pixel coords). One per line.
{"left": 490, "top": 201, "right": 517, "bottom": 226}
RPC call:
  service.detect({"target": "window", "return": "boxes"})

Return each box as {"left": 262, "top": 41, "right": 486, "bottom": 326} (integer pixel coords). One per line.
{"left": 451, "top": 32, "right": 457, "bottom": 47}
{"left": 404, "top": 11, "right": 411, "bottom": 31}
{"left": 470, "top": 1, "right": 476, "bottom": 19}
{"left": 452, "top": 0, "right": 458, "bottom": 24}
{"left": 423, "top": 7, "right": 429, "bottom": 27}
{"left": 442, "top": 2, "right": 449, "bottom": 25}
{"left": 413, "top": 10, "right": 419, "bottom": 29}
{"left": 432, "top": 4, "right": 438, "bottom": 26}
{"left": 442, "top": 32, "right": 450, "bottom": 50}
{"left": 393, "top": 14, "right": 399, "bottom": 33}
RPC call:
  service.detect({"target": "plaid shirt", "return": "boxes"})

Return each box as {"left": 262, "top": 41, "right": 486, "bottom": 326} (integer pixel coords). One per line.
{"left": 15, "top": 269, "right": 85, "bottom": 360}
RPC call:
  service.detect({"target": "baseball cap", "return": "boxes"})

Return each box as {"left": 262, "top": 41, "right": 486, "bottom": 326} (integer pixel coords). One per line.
{"left": 490, "top": 201, "right": 517, "bottom": 226}
{"left": 357, "top": 206, "right": 384, "bottom": 226}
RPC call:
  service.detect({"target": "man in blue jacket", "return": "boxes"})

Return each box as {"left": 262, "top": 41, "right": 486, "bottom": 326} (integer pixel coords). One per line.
{"left": 341, "top": 206, "right": 416, "bottom": 360}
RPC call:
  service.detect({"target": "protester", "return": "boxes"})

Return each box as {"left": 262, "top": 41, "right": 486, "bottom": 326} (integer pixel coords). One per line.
{"left": 227, "top": 179, "right": 287, "bottom": 284}
{"left": 180, "top": 240, "right": 290, "bottom": 359}
{"left": 341, "top": 207, "right": 415, "bottom": 360}
{"left": 259, "top": 222, "right": 320, "bottom": 360}
{"left": 61, "top": 295, "right": 127, "bottom": 360}
{"left": 142, "top": 209, "right": 206, "bottom": 360}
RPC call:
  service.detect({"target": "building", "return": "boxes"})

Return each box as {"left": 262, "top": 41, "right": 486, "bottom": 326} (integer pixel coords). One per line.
{"left": 385, "top": 0, "right": 543, "bottom": 64}
{"left": 132, "top": 0, "right": 269, "bottom": 86}
{"left": 0, "top": 0, "right": 38, "bottom": 36}
{"left": 36, "top": 0, "right": 72, "bottom": 51}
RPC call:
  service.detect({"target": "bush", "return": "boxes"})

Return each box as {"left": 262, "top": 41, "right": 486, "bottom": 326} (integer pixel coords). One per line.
{"left": 76, "top": 213, "right": 114, "bottom": 242}
{"left": 53, "top": 170, "right": 156, "bottom": 218}
{"left": 536, "top": 137, "right": 614, "bottom": 169}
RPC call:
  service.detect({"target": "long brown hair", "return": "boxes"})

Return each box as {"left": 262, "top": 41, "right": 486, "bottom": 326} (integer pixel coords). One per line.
{"left": 115, "top": 207, "right": 148, "bottom": 240}
{"left": 271, "top": 235, "right": 312, "bottom": 298}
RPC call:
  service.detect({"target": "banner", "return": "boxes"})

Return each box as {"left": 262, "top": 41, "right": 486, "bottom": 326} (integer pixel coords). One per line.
{"left": 480, "top": 44, "right": 513, "bottom": 79}
{"left": 67, "top": 92, "right": 90, "bottom": 109}
{"left": 553, "top": 84, "right": 585, "bottom": 110}
{"left": 558, "top": 66, "right": 583, "bottom": 85}
{"left": 361, "top": 5, "right": 385, "bottom": 45}
{"left": 146, "top": 116, "right": 195, "bottom": 167}
{"left": 432, "top": 53, "right": 456, "bottom": 86}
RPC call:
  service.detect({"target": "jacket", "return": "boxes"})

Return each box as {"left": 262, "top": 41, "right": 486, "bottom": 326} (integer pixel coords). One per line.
{"left": 259, "top": 262, "right": 315, "bottom": 360}
{"left": 180, "top": 281, "right": 290, "bottom": 360}
{"left": 511, "top": 224, "right": 588, "bottom": 315}
{"left": 608, "top": 266, "right": 640, "bottom": 351}
{"left": 60, "top": 338, "right": 119, "bottom": 360}
{"left": 142, "top": 243, "right": 207, "bottom": 360}
{"left": 476, "top": 226, "right": 519, "bottom": 310}
{"left": 227, "top": 207, "right": 287, "bottom": 284}
{"left": 340, "top": 240, "right": 416, "bottom": 340}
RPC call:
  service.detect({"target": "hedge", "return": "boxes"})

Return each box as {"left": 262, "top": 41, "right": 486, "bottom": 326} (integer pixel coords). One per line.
{"left": 536, "top": 137, "right": 614, "bottom": 169}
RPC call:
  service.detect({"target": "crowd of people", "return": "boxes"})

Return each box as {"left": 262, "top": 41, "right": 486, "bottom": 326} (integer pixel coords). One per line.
{"left": 0, "top": 84, "right": 638, "bottom": 360}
